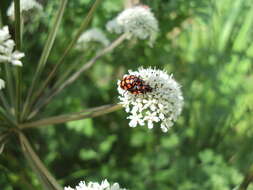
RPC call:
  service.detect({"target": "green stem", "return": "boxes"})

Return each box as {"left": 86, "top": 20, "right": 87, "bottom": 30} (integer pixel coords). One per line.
{"left": 28, "top": 0, "right": 102, "bottom": 117}
{"left": 14, "top": 0, "right": 22, "bottom": 122}
{"left": 0, "top": 106, "right": 17, "bottom": 127}
{"left": 0, "top": 91, "right": 11, "bottom": 113}
{"left": 19, "top": 132, "right": 63, "bottom": 190}
{"left": 0, "top": 9, "right": 3, "bottom": 27}
{"left": 4, "top": 64, "right": 15, "bottom": 115}
{"left": 29, "top": 34, "right": 126, "bottom": 119}
{"left": 21, "top": 0, "right": 68, "bottom": 121}
{"left": 20, "top": 104, "right": 122, "bottom": 129}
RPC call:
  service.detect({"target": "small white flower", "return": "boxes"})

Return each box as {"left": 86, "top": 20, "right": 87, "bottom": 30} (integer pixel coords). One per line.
{"left": 64, "top": 179, "right": 126, "bottom": 190}
{"left": 128, "top": 113, "right": 145, "bottom": 127}
{"left": 76, "top": 28, "right": 110, "bottom": 50}
{"left": 7, "top": 0, "right": 43, "bottom": 20}
{"left": 106, "top": 5, "right": 159, "bottom": 45}
{"left": 0, "top": 79, "right": 5, "bottom": 90}
{"left": 0, "top": 26, "right": 25, "bottom": 66}
{"left": 0, "top": 26, "right": 11, "bottom": 43}
{"left": 118, "top": 67, "right": 184, "bottom": 132}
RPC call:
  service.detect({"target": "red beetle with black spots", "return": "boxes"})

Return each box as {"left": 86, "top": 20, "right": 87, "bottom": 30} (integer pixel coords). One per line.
{"left": 120, "top": 75, "right": 152, "bottom": 95}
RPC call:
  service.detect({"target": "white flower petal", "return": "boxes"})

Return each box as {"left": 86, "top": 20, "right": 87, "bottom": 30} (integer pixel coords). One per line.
{"left": 11, "top": 60, "right": 23, "bottom": 66}
{"left": 148, "top": 121, "right": 154, "bottom": 129}
{"left": 12, "top": 51, "right": 25, "bottom": 59}
{"left": 64, "top": 187, "right": 75, "bottom": 190}
{"left": 161, "top": 125, "right": 169, "bottom": 133}
{"left": 0, "top": 79, "right": 5, "bottom": 90}
{"left": 0, "top": 55, "right": 10, "bottom": 62}
{"left": 0, "top": 26, "right": 24, "bottom": 66}
{"left": 0, "top": 26, "right": 11, "bottom": 42}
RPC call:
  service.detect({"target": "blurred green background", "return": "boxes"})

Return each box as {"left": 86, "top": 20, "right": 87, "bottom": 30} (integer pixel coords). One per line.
{"left": 1, "top": 0, "right": 253, "bottom": 189}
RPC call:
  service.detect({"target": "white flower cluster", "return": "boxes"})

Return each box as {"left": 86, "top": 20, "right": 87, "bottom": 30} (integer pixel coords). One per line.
{"left": 7, "top": 0, "right": 43, "bottom": 20}
{"left": 118, "top": 68, "right": 184, "bottom": 132}
{"left": 0, "top": 26, "right": 25, "bottom": 67}
{"left": 76, "top": 28, "right": 110, "bottom": 50}
{"left": 106, "top": 5, "right": 159, "bottom": 45}
{"left": 64, "top": 179, "right": 126, "bottom": 190}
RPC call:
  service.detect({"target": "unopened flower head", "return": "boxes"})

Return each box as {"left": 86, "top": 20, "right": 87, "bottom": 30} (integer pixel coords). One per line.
{"left": 76, "top": 28, "right": 110, "bottom": 50}
{"left": 64, "top": 179, "right": 126, "bottom": 190}
{"left": 0, "top": 26, "right": 25, "bottom": 66}
{"left": 7, "top": 0, "right": 43, "bottom": 20}
{"left": 106, "top": 5, "right": 159, "bottom": 45}
{"left": 118, "top": 67, "right": 184, "bottom": 132}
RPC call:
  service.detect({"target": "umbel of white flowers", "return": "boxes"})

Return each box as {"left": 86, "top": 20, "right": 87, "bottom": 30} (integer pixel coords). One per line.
{"left": 7, "top": 0, "right": 43, "bottom": 20}
{"left": 76, "top": 28, "right": 110, "bottom": 50}
{"left": 106, "top": 5, "right": 159, "bottom": 46}
{"left": 0, "top": 26, "right": 25, "bottom": 90}
{"left": 64, "top": 179, "right": 126, "bottom": 190}
{"left": 118, "top": 67, "right": 184, "bottom": 132}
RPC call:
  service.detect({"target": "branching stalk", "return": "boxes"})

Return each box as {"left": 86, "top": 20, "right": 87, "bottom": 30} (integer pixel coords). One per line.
{"left": 4, "top": 64, "right": 15, "bottom": 115}
{"left": 21, "top": 0, "right": 68, "bottom": 121}
{"left": 20, "top": 104, "right": 122, "bottom": 129}
{"left": 14, "top": 0, "right": 22, "bottom": 122}
{"left": 29, "top": 34, "right": 127, "bottom": 119}
{"left": 0, "top": 106, "right": 17, "bottom": 126}
{"left": 19, "top": 132, "right": 63, "bottom": 190}
{"left": 0, "top": 91, "right": 11, "bottom": 113}
{"left": 28, "top": 0, "right": 102, "bottom": 118}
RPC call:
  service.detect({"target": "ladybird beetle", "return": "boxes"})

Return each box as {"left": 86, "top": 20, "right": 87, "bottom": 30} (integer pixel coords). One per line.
{"left": 120, "top": 75, "right": 152, "bottom": 94}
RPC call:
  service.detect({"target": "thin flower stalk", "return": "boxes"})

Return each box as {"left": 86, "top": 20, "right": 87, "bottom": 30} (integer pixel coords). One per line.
{"left": 26, "top": 0, "right": 102, "bottom": 120}
{"left": 19, "top": 132, "right": 63, "bottom": 190}
{"left": 0, "top": 106, "right": 17, "bottom": 126}
{"left": 28, "top": 34, "right": 127, "bottom": 119}
{"left": 0, "top": 91, "right": 11, "bottom": 113}
{"left": 14, "top": 0, "right": 22, "bottom": 121}
{"left": 21, "top": 0, "right": 68, "bottom": 121}
{"left": 3, "top": 64, "right": 15, "bottom": 112}
{"left": 20, "top": 104, "right": 122, "bottom": 129}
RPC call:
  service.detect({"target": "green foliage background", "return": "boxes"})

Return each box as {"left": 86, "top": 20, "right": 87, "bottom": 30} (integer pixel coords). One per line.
{"left": 1, "top": 0, "right": 253, "bottom": 189}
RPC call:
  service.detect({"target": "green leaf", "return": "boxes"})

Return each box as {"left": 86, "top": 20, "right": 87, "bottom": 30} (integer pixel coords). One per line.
{"left": 79, "top": 149, "right": 97, "bottom": 160}
{"left": 233, "top": 4, "right": 253, "bottom": 51}
{"left": 99, "top": 135, "right": 117, "bottom": 154}
{"left": 218, "top": 0, "right": 243, "bottom": 51}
